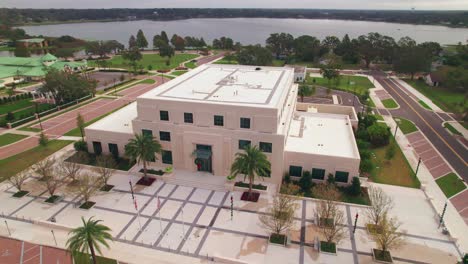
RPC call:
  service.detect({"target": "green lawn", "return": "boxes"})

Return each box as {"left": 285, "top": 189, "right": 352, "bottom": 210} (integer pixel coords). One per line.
{"left": 404, "top": 79, "right": 467, "bottom": 114}
{"left": 213, "top": 59, "right": 238, "bottom": 65}
{"left": 381, "top": 98, "right": 398, "bottom": 109}
{"left": 395, "top": 117, "right": 418, "bottom": 135}
{"left": 73, "top": 252, "right": 117, "bottom": 264}
{"left": 306, "top": 75, "right": 374, "bottom": 96}
{"left": 370, "top": 137, "right": 420, "bottom": 188}
{"left": 160, "top": 74, "right": 175, "bottom": 80}
{"left": 172, "top": 70, "right": 187, "bottom": 76}
{"left": 0, "top": 99, "right": 34, "bottom": 115}
{"left": 375, "top": 115, "right": 384, "bottom": 121}
{"left": 418, "top": 100, "right": 432, "bottom": 110}
{"left": 0, "top": 133, "right": 28, "bottom": 147}
{"left": 444, "top": 123, "right": 462, "bottom": 136}
{"left": 137, "top": 78, "right": 156, "bottom": 84}
{"left": 0, "top": 140, "right": 73, "bottom": 182}
{"left": 185, "top": 61, "right": 197, "bottom": 69}
{"left": 436, "top": 173, "right": 467, "bottom": 198}
{"left": 89, "top": 53, "right": 198, "bottom": 71}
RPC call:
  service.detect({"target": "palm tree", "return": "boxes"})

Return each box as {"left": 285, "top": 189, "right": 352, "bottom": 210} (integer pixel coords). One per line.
{"left": 66, "top": 217, "right": 112, "bottom": 264}
{"left": 125, "top": 133, "right": 162, "bottom": 180}
{"left": 230, "top": 145, "right": 271, "bottom": 198}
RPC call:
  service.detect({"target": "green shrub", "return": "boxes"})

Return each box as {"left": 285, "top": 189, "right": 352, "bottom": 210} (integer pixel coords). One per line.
{"left": 283, "top": 172, "right": 291, "bottom": 184}
{"left": 38, "top": 132, "right": 49, "bottom": 147}
{"left": 5, "top": 112, "right": 14, "bottom": 121}
{"left": 299, "top": 171, "right": 313, "bottom": 192}
{"left": 367, "top": 123, "right": 390, "bottom": 147}
{"left": 360, "top": 159, "right": 373, "bottom": 173}
{"left": 327, "top": 173, "right": 336, "bottom": 185}
{"left": 73, "top": 140, "right": 88, "bottom": 152}
{"left": 349, "top": 177, "right": 361, "bottom": 195}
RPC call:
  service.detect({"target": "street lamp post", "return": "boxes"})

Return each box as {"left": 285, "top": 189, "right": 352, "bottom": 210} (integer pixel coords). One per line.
{"left": 353, "top": 213, "right": 359, "bottom": 235}
{"left": 415, "top": 158, "right": 422, "bottom": 177}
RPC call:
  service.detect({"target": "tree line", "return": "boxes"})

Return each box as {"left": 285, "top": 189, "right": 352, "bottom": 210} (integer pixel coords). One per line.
{"left": 1, "top": 8, "right": 467, "bottom": 28}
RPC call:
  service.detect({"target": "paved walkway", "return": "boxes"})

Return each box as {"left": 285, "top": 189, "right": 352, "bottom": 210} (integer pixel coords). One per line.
{"left": 0, "top": 237, "right": 73, "bottom": 264}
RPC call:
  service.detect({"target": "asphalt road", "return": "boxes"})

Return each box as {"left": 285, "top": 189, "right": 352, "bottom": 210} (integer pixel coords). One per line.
{"left": 372, "top": 74, "right": 468, "bottom": 181}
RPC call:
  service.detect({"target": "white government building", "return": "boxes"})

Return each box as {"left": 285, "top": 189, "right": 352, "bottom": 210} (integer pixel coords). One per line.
{"left": 85, "top": 64, "right": 360, "bottom": 186}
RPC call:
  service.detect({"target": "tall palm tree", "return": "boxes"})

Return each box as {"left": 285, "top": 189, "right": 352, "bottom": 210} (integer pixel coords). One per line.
{"left": 125, "top": 133, "right": 162, "bottom": 180}
{"left": 230, "top": 145, "right": 271, "bottom": 198}
{"left": 66, "top": 217, "right": 112, "bottom": 264}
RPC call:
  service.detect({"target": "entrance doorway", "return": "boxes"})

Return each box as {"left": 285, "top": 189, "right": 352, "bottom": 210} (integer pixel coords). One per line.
{"left": 195, "top": 144, "right": 212, "bottom": 173}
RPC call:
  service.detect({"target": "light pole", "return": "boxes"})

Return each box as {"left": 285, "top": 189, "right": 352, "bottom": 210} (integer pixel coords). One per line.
{"left": 4, "top": 220, "right": 11, "bottom": 236}
{"left": 415, "top": 157, "right": 422, "bottom": 177}
{"left": 353, "top": 213, "right": 359, "bottom": 235}
{"left": 439, "top": 201, "right": 448, "bottom": 228}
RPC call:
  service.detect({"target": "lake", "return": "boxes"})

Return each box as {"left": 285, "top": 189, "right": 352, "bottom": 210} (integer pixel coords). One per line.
{"left": 19, "top": 18, "right": 468, "bottom": 46}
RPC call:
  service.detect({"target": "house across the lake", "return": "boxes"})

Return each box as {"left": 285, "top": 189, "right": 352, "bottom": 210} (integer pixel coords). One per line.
{"left": 0, "top": 53, "right": 86, "bottom": 85}
{"left": 85, "top": 64, "right": 360, "bottom": 187}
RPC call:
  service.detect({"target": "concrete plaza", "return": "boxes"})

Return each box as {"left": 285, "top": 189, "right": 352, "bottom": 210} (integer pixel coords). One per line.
{"left": 0, "top": 163, "right": 462, "bottom": 264}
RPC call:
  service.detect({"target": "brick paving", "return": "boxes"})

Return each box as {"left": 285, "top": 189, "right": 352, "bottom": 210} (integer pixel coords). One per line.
{"left": 0, "top": 237, "right": 73, "bottom": 264}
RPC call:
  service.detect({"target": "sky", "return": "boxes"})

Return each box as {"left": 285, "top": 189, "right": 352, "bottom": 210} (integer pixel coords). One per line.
{"left": 1, "top": 0, "right": 468, "bottom": 10}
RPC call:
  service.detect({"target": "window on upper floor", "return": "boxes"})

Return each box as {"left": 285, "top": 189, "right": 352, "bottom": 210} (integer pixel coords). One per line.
{"left": 159, "top": 131, "right": 171, "bottom": 141}
{"left": 259, "top": 142, "right": 272, "bottom": 153}
{"left": 160, "top": 110, "right": 169, "bottom": 121}
{"left": 184, "top": 112, "right": 193, "bottom": 123}
{"left": 240, "top": 117, "right": 250, "bottom": 129}
{"left": 214, "top": 115, "right": 224, "bottom": 126}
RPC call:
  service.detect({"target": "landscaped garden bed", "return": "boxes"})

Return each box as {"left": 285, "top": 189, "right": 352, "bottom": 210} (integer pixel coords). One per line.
{"left": 136, "top": 177, "right": 156, "bottom": 186}
{"left": 100, "top": 184, "right": 114, "bottom": 192}
{"left": 234, "top": 181, "right": 267, "bottom": 190}
{"left": 12, "top": 190, "right": 29, "bottom": 198}
{"left": 79, "top": 201, "right": 96, "bottom": 210}
{"left": 139, "top": 168, "right": 165, "bottom": 176}
{"left": 240, "top": 191, "right": 260, "bottom": 202}
{"left": 44, "top": 195, "right": 62, "bottom": 204}
{"left": 67, "top": 151, "right": 135, "bottom": 171}
{"left": 372, "top": 248, "right": 393, "bottom": 263}
{"left": 269, "top": 233, "right": 287, "bottom": 246}
{"left": 320, "top": 241, "right": 337, "bottom": 254}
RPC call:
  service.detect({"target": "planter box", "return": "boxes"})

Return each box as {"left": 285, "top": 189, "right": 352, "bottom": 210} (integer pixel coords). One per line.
{"left": 44, "top": 195, "right": 63, "bottom": 204}
{"left": 268, "top": 233, "right": 288, "bottom": 247}
{"left": 319, "top": 241, "right": 337, "bottom": 256}
{"left": 372, "top": 249, "right": 393, "bottom": 263}
{"left": 79, "top": 201, "right": 96, "bottom": 210}
{"left": 233, "top": 182, "right": 269, "bottom": 194}
{"left": 100, "top": 184, "right": 114, "bottom": 192}
{"left": 12, "top": 190, "right": 29, "bottom": 198}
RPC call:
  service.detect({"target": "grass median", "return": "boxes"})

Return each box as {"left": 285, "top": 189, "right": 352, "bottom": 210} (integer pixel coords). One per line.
{"left": 436, "top": 173, "right": 467, "bottom": 198}
{"left": 0, "top": 140, "right": 73, "bottom": 182}
{"left": 381, "top": 98, "right": 398, "bottom": 109}
{"left": 0, "top": 133, "right": 28, "bottom": 147}
{"left": 395, "top": 117, "right": 418, "bottom": 135}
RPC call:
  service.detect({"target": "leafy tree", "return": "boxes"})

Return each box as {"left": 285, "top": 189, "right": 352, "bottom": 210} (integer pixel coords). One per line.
{"left": 76, "top": 113, "right": 85, "bottom": 141}
{"left": 298, "top": 170, "right": 313, "bottom": 193}
{"left": 349, "top": 177, "right": 361, "bottom": 196}
{"left": 335, "top": 34, "right": 359, "bottom": 64}
{"left": 94, "top": 155, "right": 116, "bottom": 188}
{"left": 5, "top": 111, "right": 14, "bottom": 121}
{"left": 76, "top": 173, "right": 100, "bottom": 205}
{"left": 298, "top": 85, "right": 312, "bottom": 102}
{"left": 38, "top": 132, "right": 49, "bottom": 147}
{"left": 125, "top": 133, "right": 162, "bottom": 181}
{"left": 159, "top": 43, "right": 175, "bottom": 61}
{"left": 66, "top": 217, "right": 113, "bottom": 264}
{"left": 321, "top": 67, "right": 340, "bottom": 86}
{"left": 444, "top": 67, "right": 468, "bottom": 93}
{"left": 59, "top": 159, "right": 82, "bottom": 185}
{"left": 128, "top": 35, "right": 137, "bottom": 48}
{"left": 44, "top": 167, "right": 62, "bottom": 197}
{"left": 266, "top": 33, "right": 294, "bottom": 59}
{"left": 74, "top": 140, "right": 88, "bottom": 152}
{"left": 135, "top": 29, "right": 148, "bottom": 49}
{"left": 393, "top": 38, "right": 431, "bottom": 80}
{"left": 356, "top": 33, "right": 381, "bottom": 68}
{"left": 327, "top": 173, "right": 336, "bottom": 185}
{"left": 322, "top": 36, "right": 341, "bottom": 53}
{"left": 40, "top": 69, "right": 95, "bottom": 104}
{"left": 121, "top": 47, "right": 142, "bottom": 74}
{"left": 34, "top": 157, "right": 55, "bottom": 181}
{"left": 160, "top": 31, "right": 169, "bottom": 44}
{"left": 237, "top": 45, "right": 272, "bottom": 66}
{"left": 367, "top": 124, "right": 390, "bottom": 147}
{"left": 293, "top": 35, "right": 321, "bottom": 62}
{"left": 229, "top": 145, "right": 271, "bottom": 199}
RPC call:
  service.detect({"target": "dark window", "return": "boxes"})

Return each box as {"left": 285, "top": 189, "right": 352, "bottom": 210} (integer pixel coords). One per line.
{"left": 162, "top": 150, "right": 173, "bottom": 164}
{"left": 92, "top": 141, "right": 102, "bottom": 155}
{"left": 184, "top": 112, "right": 193, "bottom": 123}
{"left": 238, "top": 140, "right": 251, "bottom": 150}
{"left": 142, "top": 129, "right": 153, "bottom": 137}
{"left": 311, "top": 168, "right": 325, "bottom": 180}
{"left": 259, "top": 142, "right": 272, "bottom": 153}
{"left": 289, "top": 166, "right": 302, "bottom": 177}
{"left": 335, "top": 171, "right": 349, "bottom": 183}
{"left": 159, "top": 131, "right": 171, "bottom": 141}
{"left": 108, "top": 143, "right": 119, "bottom": 158}
{"left": 214, "top": 115, "right": 224, "bottom": 126}
{"left": 240, "top": 117, "right": 250, "bottom": 129}
{"left": 160, "top": 110, "right": 169, "bottom": 121}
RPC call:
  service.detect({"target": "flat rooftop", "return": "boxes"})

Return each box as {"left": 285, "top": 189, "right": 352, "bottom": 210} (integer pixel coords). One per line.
{"left": 86, "top": 102, "right": 136, "bottom": 134}
{"left": 285, "top": 112, "right": 359, "bottom": 159}
{"left": 139, "top": 64, "right": 294, "bottom": 107}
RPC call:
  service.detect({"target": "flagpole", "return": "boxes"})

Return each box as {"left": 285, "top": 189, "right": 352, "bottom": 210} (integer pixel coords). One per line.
{"left": 129, "top": 180, "right": 142, "bottom": 231}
